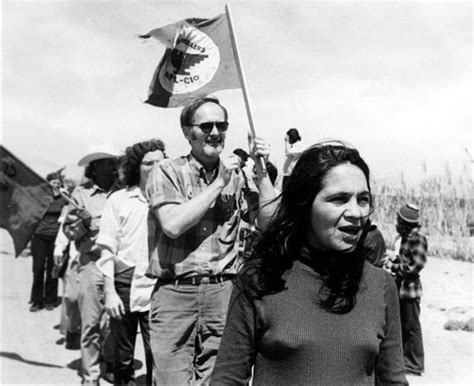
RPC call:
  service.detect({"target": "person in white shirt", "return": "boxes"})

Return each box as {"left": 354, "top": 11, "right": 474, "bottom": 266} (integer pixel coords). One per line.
{"left": 282, "top": 128, "right": 303, "bottom": 191}
{"left": 54, "top": 204, "right": 81, "bottom": 349}
{"left": 96, "top": 139, "right": 166, "bottom": 386}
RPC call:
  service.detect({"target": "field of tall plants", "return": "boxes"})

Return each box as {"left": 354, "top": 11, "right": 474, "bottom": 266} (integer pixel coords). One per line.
{"left": 371, "top": 170, "right": 473, "bottom": 262}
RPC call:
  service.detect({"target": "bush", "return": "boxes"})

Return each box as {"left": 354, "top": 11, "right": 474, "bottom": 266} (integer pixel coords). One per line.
{"left": 371, "top": 169, "right": 473, "bottom": 262}
{"left": 444, "top": 317, "right": 474, "bottom": 332}
{"left": 464, "top": 317, "right": 474, "bottom": 332}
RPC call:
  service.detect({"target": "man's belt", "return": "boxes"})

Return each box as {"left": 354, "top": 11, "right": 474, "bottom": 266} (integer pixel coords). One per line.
{"left": 158, "top": 274, "right": 236, "bottom": 286}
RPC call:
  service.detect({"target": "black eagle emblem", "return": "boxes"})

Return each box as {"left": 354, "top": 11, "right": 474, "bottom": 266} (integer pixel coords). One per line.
{"left": 168, "top": 48, "right": 208, "bottom": 76}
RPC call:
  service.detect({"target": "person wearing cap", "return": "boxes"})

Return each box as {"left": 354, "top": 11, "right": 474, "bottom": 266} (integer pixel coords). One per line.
{"left": 63, "top": 143, "right": 119, "bottom": 385}
{"left": 29, "top": 172, "right": 68, "bottom": 312}
{"left": 96, "top": 139, "right": 166, "bottom": 386}
{"left": 146, "top": 96, "right": 277, "bottom": 385}
{"left": 384, "top": 203, "right": 428, "bottom": 376}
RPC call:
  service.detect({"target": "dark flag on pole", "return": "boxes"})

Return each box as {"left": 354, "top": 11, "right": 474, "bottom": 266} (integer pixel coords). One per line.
{"left": 0, "top": 145, "right": 54, "bottom": 256}
{"left": 140, "top": 13, "right": 240, "bottom": 107}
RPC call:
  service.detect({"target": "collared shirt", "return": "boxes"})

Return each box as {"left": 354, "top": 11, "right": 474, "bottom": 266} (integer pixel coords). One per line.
{"left": 146, "top": 153, "right": 247, "bottom": 279}
{"left": 96, "top": 186, "right": 156, "bottom": 312}
{"left": 391, "top": 228, "right": 428, "bottom": 299}
{"left": 63, "top": 181, "right": 109, "bottom": 264}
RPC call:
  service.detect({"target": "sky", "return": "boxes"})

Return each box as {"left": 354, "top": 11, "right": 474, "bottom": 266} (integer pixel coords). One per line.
{"left": 2, "top": 0, "right": 472, "bottom": 187}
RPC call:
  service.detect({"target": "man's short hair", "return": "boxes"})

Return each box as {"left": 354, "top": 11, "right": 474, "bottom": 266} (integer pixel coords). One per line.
{"left": 286, "top": 128, "right": 301, "bottom": 145}
{"left": 180, "top": 96, "right": 228, "bottom": 129}
{"left": 84, "top": 158, "right": 116, "bottom": 184}
{"left": 233, "top": 148, "right": 249, "bottom": 163}
{"left": 46, "top": 171, "right": 62, "bottom": 182}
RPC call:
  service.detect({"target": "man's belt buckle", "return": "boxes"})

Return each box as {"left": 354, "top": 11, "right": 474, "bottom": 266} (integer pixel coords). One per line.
{"left": 200, "top": 276, "right": 210, "bottom": 284}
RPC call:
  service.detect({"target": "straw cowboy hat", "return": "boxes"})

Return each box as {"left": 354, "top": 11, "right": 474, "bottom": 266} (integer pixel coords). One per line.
{"left": 77, "top": 142, "right": 119, "bottom": 167}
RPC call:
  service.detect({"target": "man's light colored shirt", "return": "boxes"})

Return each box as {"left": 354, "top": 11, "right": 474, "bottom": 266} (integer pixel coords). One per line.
{"left": 283, "top": 141, "right": 304, "bottom": 177}
{"left": 96, "top": 186, "right": 155, "bottom": 312}
{"left": 146, "top": 154, "right": 247, "bottom": 279}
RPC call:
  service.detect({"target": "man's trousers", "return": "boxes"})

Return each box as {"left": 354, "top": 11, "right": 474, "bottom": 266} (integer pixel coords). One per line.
{"left": 150, "top": 280, "right": 233, "bottom": 385}
{"left": 400, "top": 297, "right": 425, "bottom": 374}
{"left": 110, "top": 281, "right": 153, "bottom": 385}
{"left": 30, "top": 235, "right": 58, "bottom": 306}
{"left": 77, "top": 261, "right": 114, "bottom": 383}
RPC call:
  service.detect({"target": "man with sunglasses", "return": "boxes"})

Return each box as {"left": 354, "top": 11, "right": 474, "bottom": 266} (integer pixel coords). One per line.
{"left": 146, "top": 96, "right": 276, "bottom": 385}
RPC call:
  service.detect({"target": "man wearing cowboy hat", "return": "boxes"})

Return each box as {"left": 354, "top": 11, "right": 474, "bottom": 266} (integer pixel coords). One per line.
{"left": 63, "top": 143, "right": 119, "bottom": 385}
{"left": 384, "top": 203, "right": 428, "bottom": 376}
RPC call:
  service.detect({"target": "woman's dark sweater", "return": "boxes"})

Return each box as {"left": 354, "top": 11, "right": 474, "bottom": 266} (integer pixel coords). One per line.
{"left": 211, "top": 260, "right": 407, "bottom": 385}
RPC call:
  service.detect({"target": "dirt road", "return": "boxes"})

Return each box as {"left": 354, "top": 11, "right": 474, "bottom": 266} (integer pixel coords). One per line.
{"left": 1, "top": 231, "right": 472, "bottom": 384}
{"left": 0, "top": 232, "right": 146, "bottom": 385}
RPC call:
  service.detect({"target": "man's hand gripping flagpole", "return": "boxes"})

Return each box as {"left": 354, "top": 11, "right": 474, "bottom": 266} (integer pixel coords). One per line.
{"left": 225, "top": 3, "right": 267, "bottom": 176}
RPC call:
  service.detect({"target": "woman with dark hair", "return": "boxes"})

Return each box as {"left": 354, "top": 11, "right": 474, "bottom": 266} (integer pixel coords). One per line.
{"left": 96, "top": 138, "right": 166, "bottom": 385}
{"left": 121, "top": 139, "right": 166, "bottom": 187}
{"left": 282, "top": 127, "right": 303, "bottom": 191}
{"left": 211, "top": 142, "right": 407, "bottom": 385}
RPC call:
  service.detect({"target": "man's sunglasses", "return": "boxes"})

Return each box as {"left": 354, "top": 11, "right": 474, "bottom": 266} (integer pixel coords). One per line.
{"left": 190, "top": 121, "right": 229, "bottom": 134}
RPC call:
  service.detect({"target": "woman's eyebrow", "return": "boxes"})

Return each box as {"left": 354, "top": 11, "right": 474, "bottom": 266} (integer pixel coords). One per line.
{"left": 324, "top": 192, "right": 351, "bottom": 199}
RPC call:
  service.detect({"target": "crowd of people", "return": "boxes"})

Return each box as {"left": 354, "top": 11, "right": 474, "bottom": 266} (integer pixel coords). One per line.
{"left": 28, "top": 96, "right": 428, "bottom": 385}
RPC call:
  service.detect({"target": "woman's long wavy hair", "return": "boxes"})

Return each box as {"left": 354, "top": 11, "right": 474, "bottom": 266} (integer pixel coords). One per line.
{"left": 239, "top": 141, "right": 373, "bottom": 314}
{"left": 122, "top": 138, "right": 166, "bottom": 187}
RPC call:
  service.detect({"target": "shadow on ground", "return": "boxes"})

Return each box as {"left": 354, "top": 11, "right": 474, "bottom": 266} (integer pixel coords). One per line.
{"left": 67, "top": 357, "right": 83, "bottom": 380}
{"left": 0, "top": 351, "right": 64, "bottom": 368}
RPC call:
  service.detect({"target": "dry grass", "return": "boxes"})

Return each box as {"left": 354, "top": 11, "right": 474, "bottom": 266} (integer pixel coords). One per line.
{"left": 444, "top": 317, "right": 474, "bottom": 332}
{"left": 371, "top": 171, "right": 473, "bottom": 262}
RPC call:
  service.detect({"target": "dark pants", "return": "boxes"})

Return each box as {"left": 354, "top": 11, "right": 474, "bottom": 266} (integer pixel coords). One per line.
{"left": 30, "top": 235, "right": 58, "bottom": 305}
{"left": 111, "top": 282, "right": 153, "bottom": 386}
{"left": 400, "top": 298, "right": 424, "bottom": 374}
{"left": 282, "top": 176, "right": 290, "bottom": 192}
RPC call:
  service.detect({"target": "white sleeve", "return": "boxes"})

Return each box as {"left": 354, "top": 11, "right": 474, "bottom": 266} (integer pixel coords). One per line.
{"left": 97, "top": 248, "right": 115, "bottom": 279}
{"left": 53, "top": 229, "right": 69, "bottom": 256}
{"left": 54, "top": 206, "right": 71, "bottom": 256}
{"left": 96, "top": 194, "right": 120, "bottom": 279}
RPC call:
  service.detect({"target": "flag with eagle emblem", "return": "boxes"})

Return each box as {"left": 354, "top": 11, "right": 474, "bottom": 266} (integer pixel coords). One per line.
{"left": 140, "top": 13, "right": 240, "bottom": 107}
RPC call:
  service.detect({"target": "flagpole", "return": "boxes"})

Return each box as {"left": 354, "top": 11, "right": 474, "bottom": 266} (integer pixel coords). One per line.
{"left": 34, "top": 164, "right": 81, "bottom": 209}
{"left": 48, "top": 182, "right": 81, "bottom": 210}
{"left": 45, "top": 167, "right": 82, "bottom": 209}
{"left": 225, "top": 3, "right": 266, "bottom": 174}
